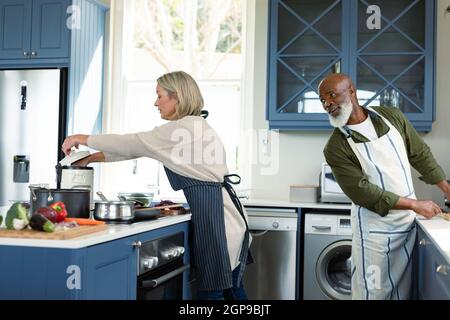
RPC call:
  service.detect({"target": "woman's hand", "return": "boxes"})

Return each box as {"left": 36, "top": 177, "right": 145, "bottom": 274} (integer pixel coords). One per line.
{"left": 62, "top": 134, "right": 89, "bottom": 155}
{"left": 72, "top": 155, "right": 92, "bottom": 167}
{"left": 72, "top": 152, "right": 105, "bottom": 166}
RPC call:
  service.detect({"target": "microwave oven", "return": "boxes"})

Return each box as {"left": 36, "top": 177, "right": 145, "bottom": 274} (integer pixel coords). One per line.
{"left": 320, "top": 163, "right": 351, "bottom": 204}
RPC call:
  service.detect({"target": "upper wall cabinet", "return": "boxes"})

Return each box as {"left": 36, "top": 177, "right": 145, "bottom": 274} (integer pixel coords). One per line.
{"left": 0, "top": 0, "right": 71, "bottom": 64}
{"left": 267, "top": 0, "right": 436, "bottom": 131}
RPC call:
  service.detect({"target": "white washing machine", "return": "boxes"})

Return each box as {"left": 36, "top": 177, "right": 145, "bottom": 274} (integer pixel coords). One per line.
{"left": 303, "top": 213, "right": 352, "bottom": 300}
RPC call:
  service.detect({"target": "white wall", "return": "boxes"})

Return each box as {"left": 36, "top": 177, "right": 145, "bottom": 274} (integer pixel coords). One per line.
{"left": 250, "top": 0, "right": 450, "bottom": 206}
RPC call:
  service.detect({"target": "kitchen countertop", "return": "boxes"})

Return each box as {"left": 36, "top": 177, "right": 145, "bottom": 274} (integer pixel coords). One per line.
{"left": 242, "top": 198, "right": 352, "bottom": 210}
{"left": 243, "top": 200, "right": 450, "bottom": 264}
{"left": 416, "top": 216, "right": 450, "bottom": 264}
{"left": 0, "top": 214, "right": 191, "bottom": 249}
{"left": 3, "top": 197, "right": 447, "bottom": 264}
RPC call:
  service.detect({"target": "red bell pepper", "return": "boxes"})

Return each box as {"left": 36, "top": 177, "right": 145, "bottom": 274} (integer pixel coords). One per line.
{"left": 50, "top": 201, "right": 68, "bottom": 222}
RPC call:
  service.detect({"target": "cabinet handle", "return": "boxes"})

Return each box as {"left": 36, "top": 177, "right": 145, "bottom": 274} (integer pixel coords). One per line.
{"left": 23, "top": 52, "right": 29, "bottom": 57}
{"left": 419, "top": 239, "right": 429, "bottom": 246}
{"left": 132, "top": 240, "right": 142, "bottom": 248}
{"left": 436, "top": 265, "right": 449, "bottom": 275}
{"left": 31, "top": 51, "right": 37, "bottom": 57}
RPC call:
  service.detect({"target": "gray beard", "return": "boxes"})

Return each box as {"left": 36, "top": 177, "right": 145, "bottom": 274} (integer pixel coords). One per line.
{"left": 328, "top": 100, "right": 353, "bottom": 128}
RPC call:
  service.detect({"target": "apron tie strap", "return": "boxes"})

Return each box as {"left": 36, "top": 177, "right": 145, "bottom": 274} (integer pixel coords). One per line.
{"left": 222, "top": 174, "right": 251, "bottom": 286}
{"left": 222, "top": 174, "right": 247, "bottom": 230}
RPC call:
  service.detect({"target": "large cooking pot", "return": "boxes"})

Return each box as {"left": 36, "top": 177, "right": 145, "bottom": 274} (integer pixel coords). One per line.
{"left": 93, "top": 201, "right": 135, "bottom": 222}
{"left": 30, "top": 188, "right": 90, "bottom": 218}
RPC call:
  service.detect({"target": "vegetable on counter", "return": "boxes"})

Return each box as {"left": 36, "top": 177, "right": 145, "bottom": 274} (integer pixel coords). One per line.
{"left": 64, "top": 218, "right": 106, "bottom": 225}
{"left": 29, "top": 214, "right": 55, "bottom": 233}
{"left": 34, "top": 207, "right": 58, "bottom": 223}
{"left": 5, "top": 203, "right": 29, "bottom": 230}
{"left": 50, "top": 201, "right": 68, "bottom": 222}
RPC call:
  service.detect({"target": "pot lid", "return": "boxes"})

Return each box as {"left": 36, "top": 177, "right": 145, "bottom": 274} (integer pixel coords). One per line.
{"left": 59, "top": 151, "right": 90, "bottom": 166}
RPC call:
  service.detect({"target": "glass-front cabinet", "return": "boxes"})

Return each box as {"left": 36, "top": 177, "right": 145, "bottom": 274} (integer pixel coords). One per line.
{"left": 267, "top": 0, "right": 435, "bottom": 131}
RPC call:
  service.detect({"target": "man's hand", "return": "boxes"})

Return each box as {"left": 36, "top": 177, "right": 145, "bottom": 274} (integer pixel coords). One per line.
{"left": 395, "top": 197, "right": 441, "bottom": 219}
{"left": 62, "top": 134, "right": 89, "bottom": 155}
{"left": 410, "top": 200, "right": 442, "bottom": 219}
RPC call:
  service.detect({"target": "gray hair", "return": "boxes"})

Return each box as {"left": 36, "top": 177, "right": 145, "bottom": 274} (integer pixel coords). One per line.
{"left": 156, "top": 71, "right": 204, "bottom": 120}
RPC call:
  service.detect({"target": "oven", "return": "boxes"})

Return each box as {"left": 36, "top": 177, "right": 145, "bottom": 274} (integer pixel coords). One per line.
{"left": 136, "top": 232, "right": 190, "bottom": 300}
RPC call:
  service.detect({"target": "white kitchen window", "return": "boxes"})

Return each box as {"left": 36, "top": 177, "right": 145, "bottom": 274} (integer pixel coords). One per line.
{"left": 99, "top": 0, "right": 248, "bottom": 200}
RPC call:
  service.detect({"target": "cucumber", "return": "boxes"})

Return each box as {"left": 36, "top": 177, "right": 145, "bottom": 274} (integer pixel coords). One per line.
{"left": 30, "top": 214, "right": 55, "bottom": 233}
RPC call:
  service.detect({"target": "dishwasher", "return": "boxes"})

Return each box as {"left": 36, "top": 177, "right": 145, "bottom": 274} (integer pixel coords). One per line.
{"left": 243, "top": 207, "right": 298, "bottom": 300}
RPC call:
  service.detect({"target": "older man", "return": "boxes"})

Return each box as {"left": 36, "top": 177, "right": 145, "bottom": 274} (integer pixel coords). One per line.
{"left": 320, "top": 73, "right": 450, "bottom": 300}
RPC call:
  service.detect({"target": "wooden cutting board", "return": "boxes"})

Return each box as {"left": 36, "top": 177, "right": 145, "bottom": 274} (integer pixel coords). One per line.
{"left": 0, "top": 224, "right": 108, "bottom": 240}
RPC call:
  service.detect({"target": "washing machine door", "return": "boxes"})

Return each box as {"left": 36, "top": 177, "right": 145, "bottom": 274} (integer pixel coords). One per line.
{"left": 316, "top": 240, "right": 352, "bottom": 300}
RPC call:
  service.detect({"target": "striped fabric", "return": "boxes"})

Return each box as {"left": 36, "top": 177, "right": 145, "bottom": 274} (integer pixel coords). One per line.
{"left": 346, "top": 107, "right": 417, "bottom": 300}
{"left": 164, "top": 167, "right": 249, "bottom": 291}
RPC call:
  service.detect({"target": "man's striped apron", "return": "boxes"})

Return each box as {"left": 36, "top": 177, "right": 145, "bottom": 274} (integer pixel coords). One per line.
{"left": 339, "top": 108, "right": 416, "bottom": 300}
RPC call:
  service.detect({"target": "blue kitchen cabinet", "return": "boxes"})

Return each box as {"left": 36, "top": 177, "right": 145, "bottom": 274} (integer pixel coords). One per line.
{"left": 0, "top": 0, "right": 32, "bottom": 60}
{"left": 0, "top": 221, "right": 190, "bottom": 300}
{"left": 417, "top": 226, "right": 450, "bottom": 300}
{"left": 0, "top": 0, "right": 71, "bottom": 63}
{"left": 84, "top": 235, "right": 138, "bottom": 300}
{"left": 268, "top": 0, "right": 436, "bottom": 131}
{"left": 0, "top": 0, "right": 109, "bottom": 136}
{"left": 0, "top": 245, "right": 86, "bottom": 299}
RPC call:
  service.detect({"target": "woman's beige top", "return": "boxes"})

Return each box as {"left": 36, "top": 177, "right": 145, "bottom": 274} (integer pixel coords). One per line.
{"left": 87, "top": 116, "right": 247, "bottom": 270}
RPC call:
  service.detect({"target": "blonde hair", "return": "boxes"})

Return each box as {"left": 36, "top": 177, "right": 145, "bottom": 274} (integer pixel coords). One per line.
{"left": 157, "top": 71, "right": 204, "bottom": 120}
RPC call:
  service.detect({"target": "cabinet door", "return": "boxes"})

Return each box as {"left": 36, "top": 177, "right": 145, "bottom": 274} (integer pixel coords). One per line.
{"left": 31, "top": 0, "right": 71, "bottom": 59}
{"left": 85, "top": 236, "right": 138, "bottom": 300}
{"left": 417, "top": 227, "right": 450, "bottom": 300}
{"left": 354, "top": 0, "right": 435, "bottom": 131}
{"left": 0, "top": 0, "right": 32, "bottom": 59}
{"left": 267, "top": 0, "right": 435, "bottom": 131}
{"left": 0, "top": 246, "right": 85, "bottom": 300}
{"left": 268, "top": 0, "right": 346, "bottom": 129}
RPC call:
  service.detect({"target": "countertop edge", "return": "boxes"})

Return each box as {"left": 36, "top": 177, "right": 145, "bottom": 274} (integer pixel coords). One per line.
{"left": 0, "top": 214, "right": 191, "bottom": 249}
{"left": 242, "top": 198, "right": 352, "bottom": 210}
{"left": 416, "top": 218, "right": 450, "bottom": 265}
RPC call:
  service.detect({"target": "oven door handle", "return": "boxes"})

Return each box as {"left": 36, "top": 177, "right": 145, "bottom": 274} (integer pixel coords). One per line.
{"left": 142, "top": 264, "right": 190, "bottom": 288}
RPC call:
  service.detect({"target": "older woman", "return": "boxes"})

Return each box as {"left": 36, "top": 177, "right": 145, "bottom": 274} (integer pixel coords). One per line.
{"left": 61, "top": 71, "right": 251, "bottom": 300}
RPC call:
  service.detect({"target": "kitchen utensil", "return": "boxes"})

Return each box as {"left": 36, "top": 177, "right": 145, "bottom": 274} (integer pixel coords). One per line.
{"left": 56, "top": 164, "right": 94, "bottom": 210}
{"left": 59, "top": 150, "right": 91, "bottom": 166}
{"left": 117, "top": 196, "right": 146, "bottom": 207}
{"left": 96, "top": 191, "right": 108, "bottom": 201}
{"left": 118, "top": 192, "right": 154, "bottom": 207}
{"left": 29, "top": 188, "right": 90, "bottom": 218}
{"left": 93, "top": 200, "right": 136, "bottom": 222}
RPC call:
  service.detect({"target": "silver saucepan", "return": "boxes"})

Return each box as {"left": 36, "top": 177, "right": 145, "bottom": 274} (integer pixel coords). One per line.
{"left": 93, "top": 191, "right": 135, "bottom": 222}
{"left": 93, "top": 201, "right": 135, "bottom": 221}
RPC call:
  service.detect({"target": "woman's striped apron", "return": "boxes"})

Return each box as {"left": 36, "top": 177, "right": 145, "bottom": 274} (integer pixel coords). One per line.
{"left": 164, "top": 167, "right": 250, "bottom": 291}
